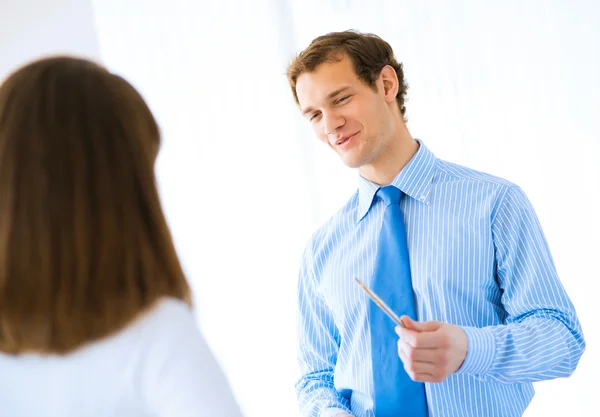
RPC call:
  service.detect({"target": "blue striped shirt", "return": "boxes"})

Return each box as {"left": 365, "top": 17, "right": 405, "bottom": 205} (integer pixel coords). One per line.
{"left": 295, "top": 140, "right": 585, "bottom": 417}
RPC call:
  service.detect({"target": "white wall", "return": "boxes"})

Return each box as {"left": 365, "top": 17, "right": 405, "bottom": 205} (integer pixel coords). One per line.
{"left": 3, "top": 0, "right": 599, "bottom": 416}
{"left": 90, "top": 1, "right": 306, "bottom": 415}
{"left": 0, "top": 0, "right": 100, "bottom": 78}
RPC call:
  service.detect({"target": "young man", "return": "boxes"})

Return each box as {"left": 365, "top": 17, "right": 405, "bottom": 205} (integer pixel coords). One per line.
{"left": 287, "top": 30, "right": 585, "bottom": 417}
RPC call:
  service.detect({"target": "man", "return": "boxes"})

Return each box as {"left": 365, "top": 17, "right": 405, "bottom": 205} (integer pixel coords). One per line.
{"left": 287, "top": 30, "right": 585, "bottom": 417}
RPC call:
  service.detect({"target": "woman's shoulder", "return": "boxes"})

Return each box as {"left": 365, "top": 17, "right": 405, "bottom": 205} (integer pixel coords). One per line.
{"left": 125, "top": 297, "right": 199, "bottom": 346}
{"left": 141, "top": 297, "right": 195, "bottom": 327}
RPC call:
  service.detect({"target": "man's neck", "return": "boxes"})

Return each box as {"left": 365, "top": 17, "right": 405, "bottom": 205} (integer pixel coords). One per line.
{"left": 359, "top": 132, "right": 419, "bottom": 186}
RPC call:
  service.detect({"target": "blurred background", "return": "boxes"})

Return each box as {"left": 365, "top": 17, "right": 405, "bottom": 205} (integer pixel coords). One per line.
{"left": 1, "top": 0, "right": 598, "bottom": 415}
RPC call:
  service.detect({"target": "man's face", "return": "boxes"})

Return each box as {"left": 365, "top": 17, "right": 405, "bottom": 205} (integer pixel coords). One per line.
{"left": 295, "top": 55, "right": 392, "bottom": 169}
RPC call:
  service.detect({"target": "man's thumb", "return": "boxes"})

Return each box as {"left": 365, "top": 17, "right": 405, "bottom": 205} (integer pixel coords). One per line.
{"left": 400, "top": 316, "right": 442, "bottom": 332}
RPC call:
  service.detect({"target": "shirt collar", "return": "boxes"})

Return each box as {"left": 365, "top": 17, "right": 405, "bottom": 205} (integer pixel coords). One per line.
{"left": 356, "top": 139, "right": 437, "bottom": 222}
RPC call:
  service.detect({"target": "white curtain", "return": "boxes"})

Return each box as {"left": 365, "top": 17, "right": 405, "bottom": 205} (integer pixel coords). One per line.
{"left": 84, "top": 0, "right": 600, "bottom": 415}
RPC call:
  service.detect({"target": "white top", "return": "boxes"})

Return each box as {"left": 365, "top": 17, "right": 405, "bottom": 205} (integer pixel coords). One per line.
{"left": 0, "top": 298, "right": 244, "bottom": 417}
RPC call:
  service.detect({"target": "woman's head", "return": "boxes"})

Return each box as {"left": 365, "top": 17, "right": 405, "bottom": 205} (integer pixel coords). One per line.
{"left": 0, "top": 56, "right": 191, "bottom": 355}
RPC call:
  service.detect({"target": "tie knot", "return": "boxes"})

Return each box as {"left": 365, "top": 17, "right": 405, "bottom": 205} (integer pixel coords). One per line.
{"left": 376, "top": 185, "right": 402, "bottom": 206}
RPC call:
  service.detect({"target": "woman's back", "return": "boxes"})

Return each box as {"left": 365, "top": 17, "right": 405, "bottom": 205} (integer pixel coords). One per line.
{"left": 0, "top": 298, "right": 242, "bottom": 417}
{"left": 0, "top": 56, "right": 242, "bottom": 416}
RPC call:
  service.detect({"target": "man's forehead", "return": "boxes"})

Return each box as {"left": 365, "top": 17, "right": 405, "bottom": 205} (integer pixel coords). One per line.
{"left": 302, "top": 57, "right": 356, "bottom": 84}
{"left": 296, "top": 61, "right": 358, "bottom": 107}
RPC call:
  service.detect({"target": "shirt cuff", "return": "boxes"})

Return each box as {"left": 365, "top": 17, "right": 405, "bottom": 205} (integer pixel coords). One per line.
{"left": 455, "top": 325, "right": 496, "bottom": 375}
{"left": 320, "top": 407, "right": 352, "bottom": 417}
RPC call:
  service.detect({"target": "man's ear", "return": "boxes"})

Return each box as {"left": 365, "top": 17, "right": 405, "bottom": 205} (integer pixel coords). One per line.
{"left": 379, "top": 65, "right": 399, "bottom": 103}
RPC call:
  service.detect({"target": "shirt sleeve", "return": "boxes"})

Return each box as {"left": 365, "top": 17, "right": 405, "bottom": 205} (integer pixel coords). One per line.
{"left": 140, "top": 300, "right": 245, "bottom": 417}
{"left": 456, "top": 185, "right": 586, "bottom": 383}
{"left": 295, "top": 245, "right": 353, "bottom": 417}
{"left": 320, "top": 407, "right": 353, "bottom": 417}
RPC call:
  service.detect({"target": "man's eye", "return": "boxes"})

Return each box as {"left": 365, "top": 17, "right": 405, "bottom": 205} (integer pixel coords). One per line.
{"left": 336, "top": 96, "right": 350, "bottom": 104}
{"left": 310, "top": 113, "right": 320, "bottom": 121}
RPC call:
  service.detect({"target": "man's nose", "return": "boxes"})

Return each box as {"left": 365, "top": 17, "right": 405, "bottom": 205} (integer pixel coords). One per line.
{"left": 323, "top": 110, "right": 345, "bottom": 135}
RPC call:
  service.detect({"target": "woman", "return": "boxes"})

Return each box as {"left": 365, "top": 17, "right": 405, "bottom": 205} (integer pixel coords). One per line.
{"left": 0, "top": 56, "right": 243, "bottom": 417}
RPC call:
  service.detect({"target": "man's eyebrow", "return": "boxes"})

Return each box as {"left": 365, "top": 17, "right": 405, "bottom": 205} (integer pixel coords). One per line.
{"left": 301, "top": 86, "right": 352, "bottom": 116}
{"left": 327, "top": 86, "right": 352, "bottom": 100}
{"left": 302, "top": 106, "right": 315, "bottom": 116}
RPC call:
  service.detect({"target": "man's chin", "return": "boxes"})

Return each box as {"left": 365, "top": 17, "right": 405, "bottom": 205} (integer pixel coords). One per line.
{"left": 339, "top": 155, "right": 364, "bottom": 169}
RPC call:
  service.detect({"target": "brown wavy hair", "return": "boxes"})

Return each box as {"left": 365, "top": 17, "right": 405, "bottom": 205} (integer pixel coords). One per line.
{"left": 0, "top": 56, "right": 191, "bottom": 355}
{"left": 287, "top": 30, "right": 409, "bottom": 120}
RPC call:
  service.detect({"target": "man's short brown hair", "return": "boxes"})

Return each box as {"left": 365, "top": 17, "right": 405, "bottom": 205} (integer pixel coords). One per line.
{"left": 287, "top": 30, "right": 409, "bottom": 119}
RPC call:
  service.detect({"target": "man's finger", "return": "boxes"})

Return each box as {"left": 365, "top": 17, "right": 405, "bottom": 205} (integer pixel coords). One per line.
{"left": 404, "top": 358, "right": 439, "bottom": 376}
{"left": 398, "top": 327, "right": 447, "bottom": 349}
{"left": 400, "top": 316, "right": 442, "bottom": 332}
{"left": 395, "top": 326, "right": 419, "bottom": 346}
{"left": 398, "top": 339, "right": 437, "bottom": 363}
{"left": 411, "top": 372, "right": 446, "bottom": 383}
{"left": 398, "top": 343, "right": 448, "bottom": 383}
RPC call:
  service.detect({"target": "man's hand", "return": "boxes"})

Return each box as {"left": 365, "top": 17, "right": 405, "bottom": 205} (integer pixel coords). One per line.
{"left": 395, "top": 316, "right": 468, "bottom": 383}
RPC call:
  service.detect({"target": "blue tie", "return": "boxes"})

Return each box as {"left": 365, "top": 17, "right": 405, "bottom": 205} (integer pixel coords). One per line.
{"left": 369, "top": 186, "right": 427, "bottom": 416}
